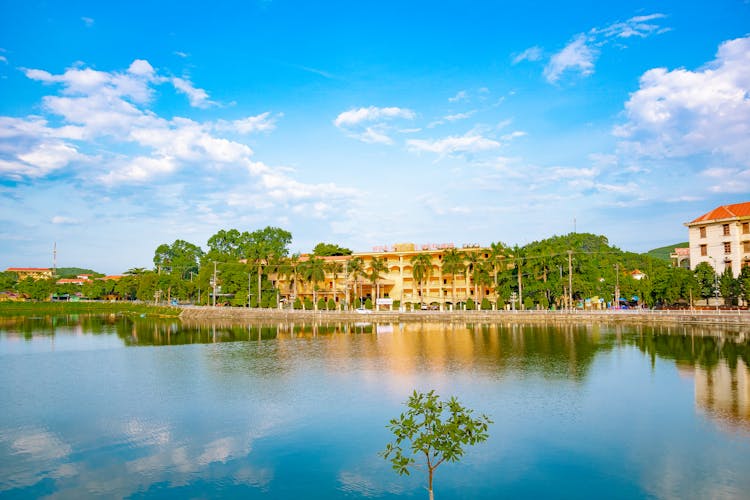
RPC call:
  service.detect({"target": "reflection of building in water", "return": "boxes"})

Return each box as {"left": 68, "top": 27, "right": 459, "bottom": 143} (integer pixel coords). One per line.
{"left": 692, "top": 359, "right": 750, "bottom": 433}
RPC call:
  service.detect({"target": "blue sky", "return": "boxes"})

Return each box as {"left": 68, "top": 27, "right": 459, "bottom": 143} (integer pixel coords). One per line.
{"left": 1, "top": 0, "right": 749, "bottom": 274}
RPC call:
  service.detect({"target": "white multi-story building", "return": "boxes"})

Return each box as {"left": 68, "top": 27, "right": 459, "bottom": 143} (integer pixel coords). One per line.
{"left": 686, "top": 201, "right": 750, "bottom": 278}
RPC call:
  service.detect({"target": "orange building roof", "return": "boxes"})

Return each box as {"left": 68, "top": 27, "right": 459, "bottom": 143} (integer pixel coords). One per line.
{"left": 690, "top": 201, "right": 750, "bottom": 224}
{"left": 6, "top": 267, "right": 52, "bottom": 272}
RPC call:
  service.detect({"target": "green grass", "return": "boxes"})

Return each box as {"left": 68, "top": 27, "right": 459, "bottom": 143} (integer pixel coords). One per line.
{"left": 0, "top": 301, "right": 181, "bottom": 317}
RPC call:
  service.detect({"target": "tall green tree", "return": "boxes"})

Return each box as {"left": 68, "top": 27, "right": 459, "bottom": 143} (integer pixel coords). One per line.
{"left": 153, "top": 239, "right": 204, "bottom": 279}
{"left": 441, "top": 249, "right": 465, "bottom": 310}
{"left": 739, "top": 266, "right": 750, "bottom": 305}
{"left": 694, "top": 262, "right": 717, "bottom": 304}
{"left": 324, "top": 260, "right": 344, "bottom": 309}
{"left": 300, "top": 256, "right": 325, "bottom": 309}
{"left": 719, "top": 267, "right": 740, "bottom": 306}
{"left": 348, "top": 256, "right": 365, "bottom": 307}
{"left": 410, "top": 253, "right": 433, "bottom": 308}
{"left": 381, "top": 390, "right": 492, "bottom": 500}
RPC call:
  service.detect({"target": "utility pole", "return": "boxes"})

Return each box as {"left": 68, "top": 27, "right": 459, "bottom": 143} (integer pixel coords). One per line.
{"left": 567, "top": 250, "right": 573, "bottom": 310}
{"left": 614, "top": 263, "right": 620, "bottom": 309}
{"left": 257, "top": 262, "right": 263, "bottom": 309}
{"left": 248, "top": 270, "right": 252, "bottom": 308}
{"left": 517, "top": 258, "right": 523, "bottom": 310}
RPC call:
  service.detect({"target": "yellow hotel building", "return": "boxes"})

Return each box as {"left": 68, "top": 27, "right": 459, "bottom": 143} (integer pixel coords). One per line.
{"left": 274, "top": 242, "right": 506, "bottom": 310}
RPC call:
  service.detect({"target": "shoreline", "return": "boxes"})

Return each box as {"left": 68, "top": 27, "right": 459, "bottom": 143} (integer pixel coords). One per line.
{"left": 179, "top": 306, "right": 750, "bottom": 328}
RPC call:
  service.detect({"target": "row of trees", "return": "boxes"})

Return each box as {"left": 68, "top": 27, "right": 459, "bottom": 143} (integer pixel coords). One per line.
{"left": 2, "top": 229, "right": 749, "bottom": 308}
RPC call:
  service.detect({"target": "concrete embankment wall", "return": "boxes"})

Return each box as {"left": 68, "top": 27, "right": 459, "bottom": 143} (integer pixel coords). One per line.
{"left": 179, "top": 307, "right": 750, "bottom": 328}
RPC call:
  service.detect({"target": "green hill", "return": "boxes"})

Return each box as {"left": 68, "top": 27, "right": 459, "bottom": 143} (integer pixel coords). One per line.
{"left": 646, "top": 243, "right": 688, "bottom": 262}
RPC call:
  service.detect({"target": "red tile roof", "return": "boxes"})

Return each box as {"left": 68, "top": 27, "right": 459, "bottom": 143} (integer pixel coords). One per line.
{"left": 6, "top": 267, "right": 52, "bottom": 272}
{"left": 690, "top": 201, "right": 750, "bottom": 224}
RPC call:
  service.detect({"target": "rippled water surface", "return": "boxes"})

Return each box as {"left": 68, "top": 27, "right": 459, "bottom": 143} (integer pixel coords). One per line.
{"left": 1, "top": 315, "right": 749, "bottom": 499}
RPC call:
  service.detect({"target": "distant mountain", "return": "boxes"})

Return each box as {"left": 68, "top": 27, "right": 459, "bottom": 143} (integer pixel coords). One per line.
{"left": 645, "top": 243, "right": 688, "bottom": 262}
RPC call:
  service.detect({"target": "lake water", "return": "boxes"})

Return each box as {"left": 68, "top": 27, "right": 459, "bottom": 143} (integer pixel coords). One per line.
{"left": 1, "top": 314, "right": 749, "bottom": 499}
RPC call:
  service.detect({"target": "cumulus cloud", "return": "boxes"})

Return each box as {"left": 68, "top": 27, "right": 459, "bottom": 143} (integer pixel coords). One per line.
{"left": 1, "top": 58, "right": 360, "bottom": 228}
{"left": 334, "top": 105, "right": 415, "bottom": 144}
{"left": 614, "top": 35, "right": 750, "bottom": 163}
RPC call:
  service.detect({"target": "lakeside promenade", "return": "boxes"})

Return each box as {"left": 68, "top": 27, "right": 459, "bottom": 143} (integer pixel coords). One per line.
{"left": 180, "top": 306, "right": 750, "bottom": 330}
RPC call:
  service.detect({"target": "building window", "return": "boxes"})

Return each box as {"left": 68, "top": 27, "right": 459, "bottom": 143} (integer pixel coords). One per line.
{"left": 700, "top": 244, "right": 707, "bottom": 256}
{"left": 743, "top": 222, "right": 749, "bottom": 234}
{"left": 724, "top": 242, "right": 731, "bottom": 254}
{"left": 723, "top": 224, "right": 730, "bottom": 236}
{"left": 744, "top": 241, "right": 750, "bottom": 253}
{"left": 699, "top": 226, "right": 706, "bottom": 238}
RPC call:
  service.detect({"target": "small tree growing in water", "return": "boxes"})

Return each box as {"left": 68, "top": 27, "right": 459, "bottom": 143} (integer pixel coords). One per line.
{"left": 381, "top": 390, "right": 492, "bottom": 500}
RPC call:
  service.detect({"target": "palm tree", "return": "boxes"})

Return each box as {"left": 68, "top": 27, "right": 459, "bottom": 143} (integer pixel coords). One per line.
{"left": 511, "top": 245, "right": 525, "bottom": 310}
{"left": 300, "top": 256, "right": 326, "bottom": 309}
{"left": 280, "top": 254, "right": 301, "bottom": 305}
{"left": 441, "top": 249, "right": 465, "bottom": 310}
{"left": 488, "top": 241, "right": 507, "bottom": 298}
{"left": 465, "top": 251, "right": 484, "bottom": 304}
{"left": 348, "top": 256, "right": 365, "bottom": 308}
{"left": 410, "top": 253, "right": 433, "bottom": 309}
{"left": 368, "top": 256, "right": 389, "bottom": 309}
{"left": 324, "top": 260, "right": 343, "bottom": 309}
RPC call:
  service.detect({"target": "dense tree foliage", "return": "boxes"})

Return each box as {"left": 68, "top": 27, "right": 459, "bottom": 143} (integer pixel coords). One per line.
{"left": 312, "top": 242, "right": 352, "bottom": 256}
{"left": 1, "top": 229, "right": 746, "bottom": 308}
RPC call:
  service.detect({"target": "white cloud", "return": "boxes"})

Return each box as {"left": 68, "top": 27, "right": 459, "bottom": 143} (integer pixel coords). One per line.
{"left": 595, "top": 13, "right": 668, "bottom": 39}
{"left": 407, "top": 132, "right": 501, "bottom": 156}
{"left": 543, "top": 13, "right": 668, "bottom": 83}
{"left": 17, "top": 141, "right": 81, "bottom": 172}
{"left": 334, "top": 106, "right": 415, "bottom": 144}
{"left": 544, "top": 34, "right": 596, "bottom": 83}
{"left": 81, "top": 17, "right": 95, "bottom": 27}
{"left": 101, "top": 156, "right": 178, "bottom": 184}
{"left": 448, "top": 90, "right": 468, "bottom": 103}
{"left": 171, "top": 77, "right": 213, "bottom": 108}
{"left": 513, "top": 46, "right": 543, "bottom": 64}
{"left": 333, "top": 106, "right": 414, "bottom": 128}
{"left": 614, "top": 35, "right": 750, "bottom": 162}
{"left": 0, "top": 55, "right": 7, "bottom": 64}
{"left": 213, "top": 112, "right": 279, "bottom": 134}
{"left": 51, "top": 215, "right": 80, "bottom": 225}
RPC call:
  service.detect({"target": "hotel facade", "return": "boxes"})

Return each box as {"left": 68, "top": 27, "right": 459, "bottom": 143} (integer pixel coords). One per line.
{"left": 273, "top": 242, "right": 506, "bottom": 310}
{"left": 686, "top": 201, "right": 750, "bottom": 278}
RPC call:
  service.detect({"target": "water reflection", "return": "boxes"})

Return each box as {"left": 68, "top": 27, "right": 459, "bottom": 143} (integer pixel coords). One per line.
{"left": 628, "top": 327, "right": 750, "bottom": 433}
{"left": 2, "top": 315, "right": 750, "bottom": 498}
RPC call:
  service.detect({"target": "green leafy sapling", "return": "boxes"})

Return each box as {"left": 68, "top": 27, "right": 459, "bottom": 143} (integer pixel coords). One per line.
{"left": 381, "top": 390, "right": 492, "bottom": 499}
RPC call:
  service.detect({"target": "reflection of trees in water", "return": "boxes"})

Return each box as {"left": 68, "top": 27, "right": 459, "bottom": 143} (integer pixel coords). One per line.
{"left": 628, "top": 327, "right": 750, "bottom": 371}
{"left": 628, "top": 328, "right": 750, "bottom": 433}
{"left": 0, "top": 314, "right": 120, "bottom": 339}
{"left": 116, "top": 318, "right": 280, "bottom": 346}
